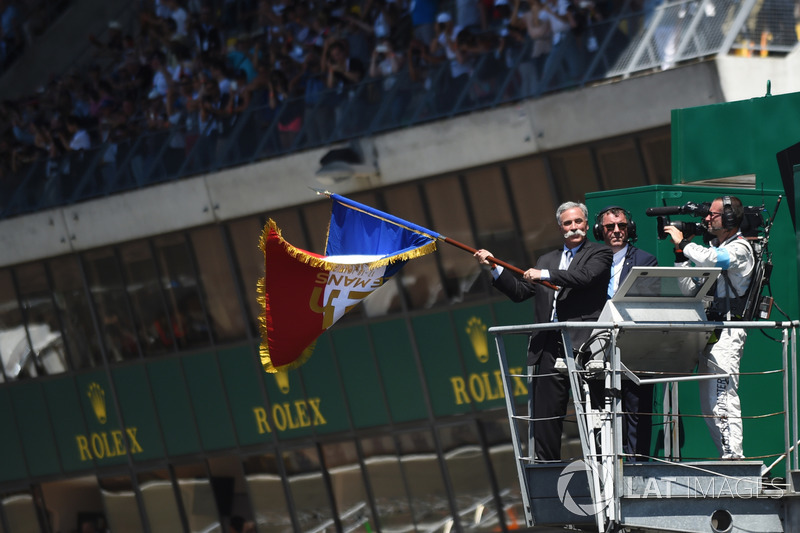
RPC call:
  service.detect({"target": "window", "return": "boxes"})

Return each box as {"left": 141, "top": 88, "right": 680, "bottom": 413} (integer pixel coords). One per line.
{"left": 438, "top": 422, "right": 499, "bottom": 532}
{"left": 640, "top": 129, "right": 672, "bottom": 185}
{"left": 207, "top": 456, "right": 257, "bottom": 530}
{"left": 15, "top": 263, "right": 68, "bottom": 377}
{"left": 423, "top": 176, "right": 478, "bottom": 304}
{"left": 41, "top": 476, "right": 107, "bottom": 533}
{"left": 321, "top": 440, "right": 375, "bottom": 530}
{"left": 227, "top": 216, "right": 269, "bottom": 335}
{"left": 98, "top": 475, "right": 145, "bottom": 532}
{"left": 549, "top": 148, "right": 599, "bottom": 201}
{"left": 465, "top": 167, "right": 526, "bottom": 265}
{"left": 359, "top": 434, "right": 414, "bottom": 529}
{"left": 382, "top": 184, "right": 444, "bottom": 310}
{"left": 49, "top": 256, "right": 106, "bottom": 370}
{"left": 395, "top": 429, "right": 451, "bottom": 527}
{"left": 173, "top": 462, "right": 221, "bottom": 531}
{"left": 505, "top": 157, "right": 561, "bottom": 262}
{"left": 595, "top": 139, "right": 647, "bottom": 190}
{"left": 282, "top": 446, "right": 336, "bottom": 531}
{"left": 0, "top": 270, "right": 25, "bottom": 381}
{"left": 242, "top": 452, "right": 293, "bottom": 532}
{"left": 137, "top": 469, "right": 183, "bottom": 531}
{"left": 1, "top": 490, "right": 39, "bottom": 533}
{"left": 189, "top": 227, "right": 247, "bottom": 342}
{"left": 153, "top": 234, "right": 212, "bottom": 350}
{"left": 83, "top": 249, "right": 141, "bottom": 362}
{"left": 480, "top": 414, "right": 527, "bottom": 530}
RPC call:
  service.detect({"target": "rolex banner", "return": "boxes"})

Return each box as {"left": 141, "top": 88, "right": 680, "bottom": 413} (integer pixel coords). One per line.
{"left": 258, "top": 194, "right": 439, "bottom": 373}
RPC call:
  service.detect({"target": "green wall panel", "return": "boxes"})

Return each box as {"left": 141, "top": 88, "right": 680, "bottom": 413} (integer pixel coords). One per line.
{"left": 451, "top": 306, "right": 510, "bottom": 412}
{"left": 217, "top": 346, "right": 271, "bottom": 446}
{"left": 183, "top": 351, "right": 237, "bottom": 451}
{"left": 672, "top": 92, "right": 800, "bottom": 189}
{"left": 10, "top": 382, "right": 61, "bottom": 477}
{"left": 147, "top": 358, "right": 202, "bottom": 457}
{"left": 0, "top": 389, "right": 28, "bottom": 482}
{"left": 331, "top": 326, "right": 390, "bottom": 429}
{"left": 42, "top": 378, "right": 91, "bottom": 473}
{"left": 491, "top": 299, "right": 536, "bottom": 370}
{"left": 111, "top": 365, "right": 165, "bottom": 461}
{"left": 298, "top": 336, "right": 350, "bottom": 435}
{"left": 369, "top": 319, "right": 427, "bottom": 423}
{"left": 74, "top": 371, "right": 135, "bottom": 467}
{"left": 412, "top": 312, "right": 471, "bottom": 417}
{"left": 260, "top": 356, "right": 316, "bottom": 440}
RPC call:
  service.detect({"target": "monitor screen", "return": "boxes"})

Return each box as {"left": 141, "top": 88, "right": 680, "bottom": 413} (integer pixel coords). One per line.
{"left": 614, "top": 266, "right": 721, "bottom": 302}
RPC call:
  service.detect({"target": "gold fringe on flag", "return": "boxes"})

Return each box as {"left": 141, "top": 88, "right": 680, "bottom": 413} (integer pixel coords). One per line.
{"left": 257, "top": 219, "right": 437, "bottom": 373}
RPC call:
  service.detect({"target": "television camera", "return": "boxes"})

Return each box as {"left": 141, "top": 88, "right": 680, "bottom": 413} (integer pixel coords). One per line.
{"left": 645, "top": 198, "right": 779, "bottom": 321}
{"left": 646, "top": 201, "right": 767, "bottom": 241}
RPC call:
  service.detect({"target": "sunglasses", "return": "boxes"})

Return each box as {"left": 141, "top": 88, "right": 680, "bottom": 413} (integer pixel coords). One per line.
{"left": 603, "top": 222, "right": 628, "bottom": 231}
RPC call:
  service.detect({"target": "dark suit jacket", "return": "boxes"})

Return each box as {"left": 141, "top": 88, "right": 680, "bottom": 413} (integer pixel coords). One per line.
{"left": 619, "top": 245, "right": 659, "bottom": 284}
{"left": 493, "top": 240, "right": 613, "bottom": 365}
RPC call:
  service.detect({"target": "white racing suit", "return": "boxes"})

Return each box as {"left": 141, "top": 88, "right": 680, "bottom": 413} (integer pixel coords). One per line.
{"left": 676, "top": 233, "right": 754, "bottom": 459}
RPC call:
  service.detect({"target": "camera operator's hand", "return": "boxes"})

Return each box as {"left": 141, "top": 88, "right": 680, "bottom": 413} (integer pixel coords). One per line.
{"left": 662, "top": 225, "right": 685, "bottom": 246}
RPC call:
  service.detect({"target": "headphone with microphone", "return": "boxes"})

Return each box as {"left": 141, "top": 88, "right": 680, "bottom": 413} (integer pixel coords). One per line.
{"left": 593, "top": 205, "right": 637, "bottom": 242}
{"left": 720, "top": 195, "right": 739, "bottom": 229}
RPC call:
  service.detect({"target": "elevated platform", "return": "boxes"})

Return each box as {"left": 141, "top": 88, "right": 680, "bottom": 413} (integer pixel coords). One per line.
{"left": 490, "top": 270, "right": 800, "bottom": 532}
{"left": 525, "top": 460, "right": 785, "bottom": 532}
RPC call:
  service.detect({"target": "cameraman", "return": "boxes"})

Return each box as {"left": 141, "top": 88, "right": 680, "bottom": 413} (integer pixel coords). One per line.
{"left": 663, "top": 196, "right": 755, "bottom": 460}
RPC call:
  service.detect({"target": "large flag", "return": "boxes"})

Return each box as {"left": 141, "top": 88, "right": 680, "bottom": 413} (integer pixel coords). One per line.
{"left": 258, "top": 194, "right": 439, "bottom": 373}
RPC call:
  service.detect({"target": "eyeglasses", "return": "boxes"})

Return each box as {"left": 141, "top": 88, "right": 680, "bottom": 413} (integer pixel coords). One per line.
{"left": 603, "top": 222, "right": 627, "bottom": 232}
{"left": 707, "top": 211, "right": 723, "bottom": 218}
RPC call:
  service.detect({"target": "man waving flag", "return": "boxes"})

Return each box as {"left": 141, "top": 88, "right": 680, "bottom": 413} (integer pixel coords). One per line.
{"left": 258, "top": 192, "right": 439, "bottom": 373}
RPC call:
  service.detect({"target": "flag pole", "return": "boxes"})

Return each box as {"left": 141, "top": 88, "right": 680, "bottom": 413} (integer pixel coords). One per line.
{"left": 311, "top": 188, "right": 559, "bottom": 291}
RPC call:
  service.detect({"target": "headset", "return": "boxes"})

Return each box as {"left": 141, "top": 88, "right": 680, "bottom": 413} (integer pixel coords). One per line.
{"left": 720, "top": 195, "right": 739, "bottom": 229}
{"left": 593, "top": 205, "right": 637, "bottom": 242}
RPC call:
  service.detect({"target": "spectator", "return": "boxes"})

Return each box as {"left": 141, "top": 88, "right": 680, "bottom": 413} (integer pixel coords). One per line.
{"left": 87, "top": 20, "right": 125, "bottom": 66}
{"left": 193, "top": 3, "right": 224, "bottom": 58}
{"left": 429, "top": 13, "right": 473, "bottom": 112}
{"left": 268, "top": 69, "right": 303, "bottom": 149}
{"left": 539, "top": 0, "right": 585, "bottom": 90}
{"left": 163, "top": 0, "right": 190, "bottom": 38}
{"left": 59, "top": 115, "right": 91, "bottom": 153}
{"left": 456, "top": 0, "right": 485, "bottom": 31}
{"left": 370, "top": 37, "right": 403, "bottom": 88}
{"left": 323, "top": 37, "right": 365, "bottom": 135}
{"left": 0, "top": 0, "right": 21, "bottom": 66}
{"left": 292, "top": 49, "right": 330, "bottom": 144}
{"left": 519, "top": 0, "right": 552, "bottom": 94}
{"left": 148, "top": 50, "right": 178, "bottom": 103}
{"left": 410, "top": 0, "right": 439, "bottom": 46}
{"left": 226, "top": 34, "right": 258, "bottom": 82}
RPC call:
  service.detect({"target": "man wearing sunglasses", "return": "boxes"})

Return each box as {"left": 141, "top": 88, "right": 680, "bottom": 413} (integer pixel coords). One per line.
{"left": 663, "top": 196, "right": 754, "bottom": 460}
{"left": 595, "top": 206, "right": 658, "bottom": 461}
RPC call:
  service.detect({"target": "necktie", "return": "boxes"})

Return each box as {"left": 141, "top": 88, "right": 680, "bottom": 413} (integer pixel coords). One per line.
{"left": 561, "top": 249, "right": 573, "bottom": 270}
{"left": 552, "top": 249, "right": 573, "bottom": 320}
{"left": 608, "top": 261, "right": 616, "bottom": 299}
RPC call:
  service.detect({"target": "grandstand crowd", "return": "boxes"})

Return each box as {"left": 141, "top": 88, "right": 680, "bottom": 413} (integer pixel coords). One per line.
{"left": 0, "top": 0, "right": 794, "bottom": 206}
{"left": 0, "top": 0, "right": 622, "bottom": 190}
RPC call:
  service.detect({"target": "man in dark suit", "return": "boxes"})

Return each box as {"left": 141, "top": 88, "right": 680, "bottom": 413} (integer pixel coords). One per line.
{"left": 596, "top": 206, "right": 658, "bottom": 461}
{"left": 475, "top": 201, "right": 612, "bottom": 461}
